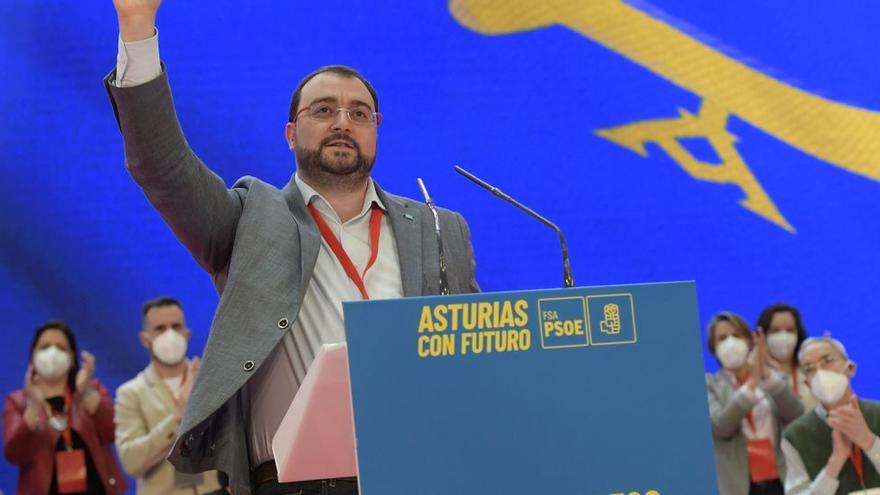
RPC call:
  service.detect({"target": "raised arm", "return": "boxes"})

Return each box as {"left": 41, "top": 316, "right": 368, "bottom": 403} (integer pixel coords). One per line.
{"left": 706, "top": 374, "right": 754, "bottom": 439}
{"left": 107, "top": 0, "right": 245, "bottom": 275}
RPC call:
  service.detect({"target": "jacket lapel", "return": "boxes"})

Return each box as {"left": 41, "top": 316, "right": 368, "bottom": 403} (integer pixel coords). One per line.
{"left": 281, "top": 177, "right": 321, "bottom": 294}
{"left": 376, "top": 186, "right": 423, "bottom": 296}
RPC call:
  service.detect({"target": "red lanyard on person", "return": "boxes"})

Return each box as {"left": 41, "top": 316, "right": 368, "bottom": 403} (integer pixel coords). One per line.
{"left": 307, "top": 202, "right": 383, "bottom": 300}
{"left": 47, "top": 387, "right": 75, "bottom": 449}
{"left": 52, "top": 387, "right": 88, "bottom": 493}
{"left": 791, "top": 367, "right": 799, "bottom": 396}
{"left": 733, "top": 373, "right": 779, "bottom": 482}
{"left": 851, "top": 445, "right": 865, "bottom": 488}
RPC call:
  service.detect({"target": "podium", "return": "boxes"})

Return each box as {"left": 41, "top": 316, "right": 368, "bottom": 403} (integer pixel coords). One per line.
{"left": 342, "top": 281, "right": 718, "bottom": 494}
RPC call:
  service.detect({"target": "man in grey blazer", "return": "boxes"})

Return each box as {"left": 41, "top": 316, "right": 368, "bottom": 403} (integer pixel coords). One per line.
{"left": 106, "top": 2, "right": 479, "bottom": 494}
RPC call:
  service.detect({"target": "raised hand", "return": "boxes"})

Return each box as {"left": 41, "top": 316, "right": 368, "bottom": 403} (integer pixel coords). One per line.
{"left": 179, "top": 357, "right": 200, "bottom": 408}
{"left": 23, "top": 365, "right": 48, "bottom": 430}
{"left": 752, "top": 327, "right": 770, "bottom": 381}
{"left": 75, "top": 351, "right": 96, "bottom": 395}
{"left": 825, "top": 428, "right": 853, "bottom": 479}
{"left": 112, "top": 0, "right": 163, "bottom": 41}
{"left": 828, "top": 395, "right": 875, "bottom": 450}
{"left": 24, "top": 364, "right": 45, "bottom": 405}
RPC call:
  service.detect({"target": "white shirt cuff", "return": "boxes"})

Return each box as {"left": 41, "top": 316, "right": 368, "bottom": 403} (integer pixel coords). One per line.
{"left": 867, "top": 434, "right": 880, "bottom": 470}
{"left": 813, "top": 467, "right": 841, "bottom": 495}
{"left": 115, "top": 29, "right": 161, "bottom": 88}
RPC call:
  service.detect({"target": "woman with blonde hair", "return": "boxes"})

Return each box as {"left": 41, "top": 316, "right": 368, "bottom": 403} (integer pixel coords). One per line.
{"left": 706, "top": 312, "right": 804, "bottom": 495}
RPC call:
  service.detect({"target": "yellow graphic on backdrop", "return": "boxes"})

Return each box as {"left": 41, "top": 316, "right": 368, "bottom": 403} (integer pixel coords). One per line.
{"left": 449, "top": 0, "right": 880, "bottom": 232}
{"left": 599, "top": 303, "right": 621, "bottom": 335}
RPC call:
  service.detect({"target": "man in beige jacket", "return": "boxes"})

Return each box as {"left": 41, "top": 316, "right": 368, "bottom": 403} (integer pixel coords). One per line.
{"left": 115, "top": 297, "right": 225, "bottom": 494}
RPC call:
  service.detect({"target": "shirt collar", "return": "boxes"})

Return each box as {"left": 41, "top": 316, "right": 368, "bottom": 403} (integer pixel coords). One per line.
{"left": 294, "top": 173, "right": 386, "bottom": 224}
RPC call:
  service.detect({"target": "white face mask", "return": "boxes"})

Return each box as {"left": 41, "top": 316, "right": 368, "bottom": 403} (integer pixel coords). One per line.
{"left": 767, "top": 332, "right": 798, "bottom": 361}
{"left": 33, "top": 346, "right": 72, "bottom": 381}
{"left": 716, "top": 336, "right": 749, "bottom": 370}
{"left": 151, "top": 329, "right": 188, "bottom": 366}
{"left": 810, "top": 369, "right": 850, "bottom": 405}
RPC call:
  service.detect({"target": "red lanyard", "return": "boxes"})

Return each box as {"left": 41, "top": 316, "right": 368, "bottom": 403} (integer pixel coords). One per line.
{"left": 851, "top": 446, "right": 865, "bottom": 487}
{"left": 52, "top": 388, "right": 74, "bottom": 449}
{"left": 307, "top": 202, "right": 383, "bottom": 300}
{"left": 791, "top": 367, "right": 799, "bottom": 396}
{"left": 745, "top": 411, "right": 756, "bottom": 432}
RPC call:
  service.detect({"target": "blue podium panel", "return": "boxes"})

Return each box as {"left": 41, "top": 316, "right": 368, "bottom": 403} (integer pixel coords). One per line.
{"left": 344, "top": 281, "right": 716, "bottom": 495}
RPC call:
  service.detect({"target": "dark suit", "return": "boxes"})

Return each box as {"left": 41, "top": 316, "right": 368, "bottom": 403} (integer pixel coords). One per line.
{"left": 105, "top": 69, "right": 479, "bottom": 494}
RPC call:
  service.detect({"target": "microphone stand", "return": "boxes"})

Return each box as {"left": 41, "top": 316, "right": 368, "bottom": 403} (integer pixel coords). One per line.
{"left": 417, "top": 178, "right": 451, "bottom": 295}
{"left": 454, "top": 166, "right": 575, "bottom": 288}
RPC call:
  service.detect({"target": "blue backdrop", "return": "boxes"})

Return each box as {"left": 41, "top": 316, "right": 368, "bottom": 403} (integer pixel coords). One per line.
{"left": 2, "top": 1, "right": 879, "bottom": 492}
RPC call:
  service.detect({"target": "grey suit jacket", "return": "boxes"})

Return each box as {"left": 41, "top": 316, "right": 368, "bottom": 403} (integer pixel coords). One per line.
{"left": 105, "top": 69, "right": 479, "bottom": 495}
{"left": 706, "top": 370, "right": 804, "bottom": 495}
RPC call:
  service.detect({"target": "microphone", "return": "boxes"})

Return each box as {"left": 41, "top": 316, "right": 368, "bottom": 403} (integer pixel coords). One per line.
{"left": 416, "top": 178, "right": 451, "bottom": 295}
{"left": 454, "top": 166, "right": 575, "bottom": 288}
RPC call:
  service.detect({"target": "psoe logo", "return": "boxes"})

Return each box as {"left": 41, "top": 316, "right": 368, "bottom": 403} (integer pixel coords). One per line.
{"left": 599, "top": 303, "right": 621, "bottom": 335}
{"left": 450, "top": 0, "right": 880, "bottom": 233}
{"left": 586, "top": 294, "right": 637, "bottom": 346}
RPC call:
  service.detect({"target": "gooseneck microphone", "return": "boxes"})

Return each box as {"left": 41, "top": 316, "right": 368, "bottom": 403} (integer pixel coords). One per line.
{"left": 416, "top": 178, "right": 451, "bottom": 295}
{"left": 454, "top": 166, "right": 575, "bottom": 288}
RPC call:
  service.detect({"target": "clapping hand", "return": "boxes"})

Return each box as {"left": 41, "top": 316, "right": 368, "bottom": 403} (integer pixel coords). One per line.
{"left": 24, "top": 365, "right": 46, "bottom": 406}
{"left": 23, "top": 365, "right": 49, "bottom": 430}
{"left": 828, "top": 395, "right": 876, "bottom": 450}
{"left": 179, "top": 357, "right": 200, "bottom": 408}
{"left": 75, "top": 351, "right": 96, "bottom": 395}
{"left": 746, "top": 327, "right": 770, "bottom": 387}
{"left": 173, "top": 357, "right": 200, "bottom": 423}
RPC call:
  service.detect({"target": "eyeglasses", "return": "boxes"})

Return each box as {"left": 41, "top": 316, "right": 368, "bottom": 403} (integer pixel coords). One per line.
{"left": 801, "top": 354, "right": 841, "bottom": 377}
{"left": 294, "top": 103, "right": 382, "bottom": 126}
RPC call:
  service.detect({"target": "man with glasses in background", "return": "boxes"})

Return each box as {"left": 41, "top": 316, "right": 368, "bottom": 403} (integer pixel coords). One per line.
{"left": 105, "top": 1, "right": 479, "bottom": 494}
{"left": 781, "top": 336, "right": 880, "bottom": 494}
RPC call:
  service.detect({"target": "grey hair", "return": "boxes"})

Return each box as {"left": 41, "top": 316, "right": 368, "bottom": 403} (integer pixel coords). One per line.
{"left": 797, "top": 334, "right": 849, "bottom": 364}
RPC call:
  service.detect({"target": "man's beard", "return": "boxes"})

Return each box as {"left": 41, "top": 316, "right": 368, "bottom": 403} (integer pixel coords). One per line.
{"left": 295, "top": 133, "right": 375, "bottom": 192}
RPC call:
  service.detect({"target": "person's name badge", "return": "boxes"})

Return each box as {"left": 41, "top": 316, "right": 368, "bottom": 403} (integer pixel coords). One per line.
{"left": 55, "top": 448, "right": 87, "bottom": 493}
{"left": 48, "top": 416, "right": 68, "bottom": 432}
{"left": 746, "top": 438, "right": 779, "bottom": 482}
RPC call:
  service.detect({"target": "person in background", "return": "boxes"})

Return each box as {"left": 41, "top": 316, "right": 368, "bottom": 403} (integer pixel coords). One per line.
{"left": 781, "top": 335, "right": 880, "bottom": 494}
{"left": 115, "top": 297, "right": 224, "bottom": 494}
{"left": 3, "top": 320, "right": 126, "bottom": 495}
{"left": 756, "top": 303, "right": 815, "bottom": 411}
{"left": 706, "top": 312, "right": 804, "bottom": 495}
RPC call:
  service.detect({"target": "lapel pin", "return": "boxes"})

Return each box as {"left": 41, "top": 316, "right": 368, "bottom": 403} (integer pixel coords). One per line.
{"left": 404, "top": 213, "right": 414, "bottom": 221}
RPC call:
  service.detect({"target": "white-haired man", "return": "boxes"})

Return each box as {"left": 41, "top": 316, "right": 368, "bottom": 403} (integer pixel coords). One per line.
{"left": 781, "top": 336, "right": 880, "bottom": 494}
